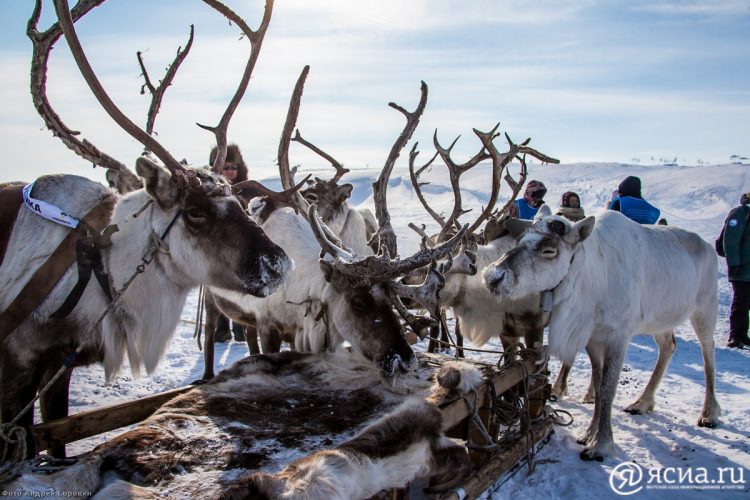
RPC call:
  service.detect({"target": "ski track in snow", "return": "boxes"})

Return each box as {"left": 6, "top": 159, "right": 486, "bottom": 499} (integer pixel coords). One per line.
{"left": 54, "top": 162, "right": 749, "bottom": 498}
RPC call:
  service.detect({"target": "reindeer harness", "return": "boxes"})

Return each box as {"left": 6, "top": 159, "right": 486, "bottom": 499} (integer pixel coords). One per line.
{"left": 0, "top": 182, "right": 116, "bottom": 345}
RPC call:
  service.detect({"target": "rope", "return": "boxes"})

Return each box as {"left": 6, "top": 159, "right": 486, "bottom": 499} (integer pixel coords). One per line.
{"left": 0, "top": 203, "right": 175, "bottom": 478}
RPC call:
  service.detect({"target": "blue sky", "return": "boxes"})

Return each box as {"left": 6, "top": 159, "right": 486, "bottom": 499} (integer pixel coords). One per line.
{"left": 1, "top": 0, "right": 748, "bottom": 183}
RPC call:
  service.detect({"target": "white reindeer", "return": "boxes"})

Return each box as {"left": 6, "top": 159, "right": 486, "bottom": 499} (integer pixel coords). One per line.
{"left": 484, "top": 211, "right": 720, "bottom": 460}
{"left": 407, "top": 134, "right": 558, "bottom": 354}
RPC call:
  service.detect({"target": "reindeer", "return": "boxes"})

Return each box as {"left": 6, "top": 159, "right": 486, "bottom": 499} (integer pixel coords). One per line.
{"left": 484, "top": 212, "right": 721, "bottom": 460}
{"left": 202, "top": 72, "right": 465, "bottom": 383}
{"left": 200, "top": 132, "right": 378, "bottom": 357}
{"left": 407, "top": 133, "right": 559, "bottom": 356}
{"left": 0, "top": 0, "right": 295, "bottom": 459}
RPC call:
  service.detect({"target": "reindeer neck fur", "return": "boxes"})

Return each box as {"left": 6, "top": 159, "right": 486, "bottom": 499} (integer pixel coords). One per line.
{"left": 337, "top": 208, "right": 374, "bottom": 256}
{"left": 322, "top": 200, "right": 349, "bottom": 235}
{"left": 98, "top": 189, "right": 199, "bottom": 378}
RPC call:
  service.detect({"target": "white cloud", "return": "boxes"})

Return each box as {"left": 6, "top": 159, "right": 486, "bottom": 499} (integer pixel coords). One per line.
{"left": 629, "top": 0, "right": 750, "bottom": 17}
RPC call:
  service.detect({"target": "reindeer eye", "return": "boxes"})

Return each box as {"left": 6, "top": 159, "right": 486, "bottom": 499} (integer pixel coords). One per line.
{"left": 185, "top": 207, "right": 208, "bottom": 224}
{"left": 351, "top": 296, "right": 370, "bottom": 313}
{"left": 305, "top": 193, "right": 319, "bottom": 203}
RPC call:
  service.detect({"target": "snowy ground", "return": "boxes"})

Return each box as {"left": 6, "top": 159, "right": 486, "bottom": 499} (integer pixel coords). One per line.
{"left": 57, "top": 161, "right": 749, "bottom": 498}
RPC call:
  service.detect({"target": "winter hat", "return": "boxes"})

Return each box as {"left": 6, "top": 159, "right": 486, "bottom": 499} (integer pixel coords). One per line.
{"left": 561, "top": 191, "right": 580, "bottom": 208}
{"left": 618, "top": 176, "right": 642, "bottom": 198}
{"left": 523, "top": 180, "right": 547, "bottom": 207}
{"left": 741, "top": 192, "right": 750, "bottom": 205}
{"left": 209, "top": 143, "right": 248, "bottom": 183}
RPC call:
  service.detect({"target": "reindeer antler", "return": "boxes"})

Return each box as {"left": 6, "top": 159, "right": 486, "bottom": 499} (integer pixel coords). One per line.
{"left": 27, "top": 0, "right": 142, "bottom": 189}
{"left": 432, "top": 129, "right": 495, "bottom": 242}
{"left": 292, "top": 130, "right": 350, "bottom": 183}
{"left": 408, "top": 143, "right": 443, "bottom": 228}
{"left": 137, "top": 25, "right": 194, "bottom": 137}
{"left": 197, "top": 0, "right": 274, "bottom": 174}
{"left": 52, "top": 0, "right": 190, "bottom": 180}
{"left": 278, "top": 65, "right": 312, "bottom": 215}
{"left": 371, "top": 82, "right": 429, "bottom": 257}
{"left": 232, "top": 174, "right": 312, "bottom": 213}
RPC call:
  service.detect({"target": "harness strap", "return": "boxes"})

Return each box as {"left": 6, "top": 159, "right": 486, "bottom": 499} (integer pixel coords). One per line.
{"left": 50, "top": 236, "right": 112, "bottom": 319}
{"left": 0, "top": 199, "right": 114, "bottom": 345}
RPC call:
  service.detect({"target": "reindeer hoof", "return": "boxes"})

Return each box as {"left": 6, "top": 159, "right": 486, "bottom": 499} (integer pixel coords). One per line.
{"left": 579, "top": 449, "right": 603, "bottom": 462}
{"left": 698, "top": 418, "right": 718, "bottom": 429}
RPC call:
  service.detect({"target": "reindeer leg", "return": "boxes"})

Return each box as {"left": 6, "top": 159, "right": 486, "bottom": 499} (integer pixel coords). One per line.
{"left": 39, "top": 366, "right": 73, "bottom": 458}
{"left": 551, "top": 363, "right": 571, "bottom": 401}
{"left": 577, "top": 342, "right": 604, "bottom": 445}
{"left": 200, "top": 293, "right": 220, "bottom": 381}
{"left": 245, "top": 318, "right": 261, "bottom": 356}
{"left": 581, "top": 340, "right": 626, "bottom": 461}
{"left": 625, "top": 331, "right": 676, "bottom": 415}
{"left": 455, "top": 317, "right": 465, "bottom": 358}
{"left": 427, "top": 323, "right": 439, "bottom": 353}
{"left": 259, "top": 321, "right": 283, "bottom": 354}
{"left": 582, "top": 346, "right": 601, "bottom": 404}
{"left": 439, "top": 311, "right": 451, "bottom": 353}
{"left": 1, "top": 353, "right": 43, "bottom": 458}
{"left": 691, "top": 310, "right": 721, "bottom": 428}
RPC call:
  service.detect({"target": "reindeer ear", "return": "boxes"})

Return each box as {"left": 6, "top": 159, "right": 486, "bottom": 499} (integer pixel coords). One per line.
{"left": 135, "top": 156, "right": 180, "bottom": 209}
{"left": 571, "top": 216, "right": 595, "bottom": 244}
{"left": 335, "top": 183, "right": 354, "bottom": 203}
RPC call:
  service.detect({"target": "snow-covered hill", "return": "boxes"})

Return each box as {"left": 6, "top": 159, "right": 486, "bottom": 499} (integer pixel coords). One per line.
{"left": 60, "top": 161, "right": 749, "bottom": 498}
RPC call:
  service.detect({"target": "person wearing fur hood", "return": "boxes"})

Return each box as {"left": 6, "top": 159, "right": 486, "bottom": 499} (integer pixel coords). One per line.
{"left": 555, "top": 191, "right": 586, "bottom": 222}
{"left": 209, "top": 143, "right": 249, "bottom": 185}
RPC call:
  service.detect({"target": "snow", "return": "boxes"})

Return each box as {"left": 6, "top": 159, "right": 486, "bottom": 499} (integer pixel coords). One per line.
{"left": 54, "top": 161, "right": 749, "bottom": 497}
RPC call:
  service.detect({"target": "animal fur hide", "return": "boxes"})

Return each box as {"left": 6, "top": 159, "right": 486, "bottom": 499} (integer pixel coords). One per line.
{"left": 8, "top": 352, "right": 481, "bottom": 499}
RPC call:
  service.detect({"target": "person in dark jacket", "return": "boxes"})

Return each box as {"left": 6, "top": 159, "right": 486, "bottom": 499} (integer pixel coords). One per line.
{"left": 555, "top": 191, "right": 585, "bottom": 222}
{"left": 509, "top": 180, "right": 547, "bottom": 220}
{"left": 609, "top": 176, "right": 660, "bottom": 224}
{"left": 209, "top": 144, "right": 248, "bottom": 342}
{"left": 723, "top": 192, "right": 750, "bottom": 348}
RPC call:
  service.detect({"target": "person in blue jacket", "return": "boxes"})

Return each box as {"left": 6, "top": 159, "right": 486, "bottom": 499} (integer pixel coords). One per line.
{"left": 510, "top": 180, "right": 547, "bottom": 220}
{"left": 609, "top": 176, "right": 660, "bottom": 224}
{"left": 723, "top": 192, "right": 750, "bottom": 348}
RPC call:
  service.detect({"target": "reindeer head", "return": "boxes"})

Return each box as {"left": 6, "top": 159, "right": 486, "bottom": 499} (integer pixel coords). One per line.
{"left": 30, "top": 0, "right": 293, "bottom": 296}
{"left": 134, "top": 156, "right": 292, "bottom": 297}
{"left": 484, "top": 215, "right": 595, "bottom": 299}
{"left": 300, "top": 178, "right": 353, "bottom": 226}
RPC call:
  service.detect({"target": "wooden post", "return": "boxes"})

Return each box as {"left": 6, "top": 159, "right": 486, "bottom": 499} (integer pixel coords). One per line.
{"left": 30, "top": 385, "right": 193, "bottom": 454}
